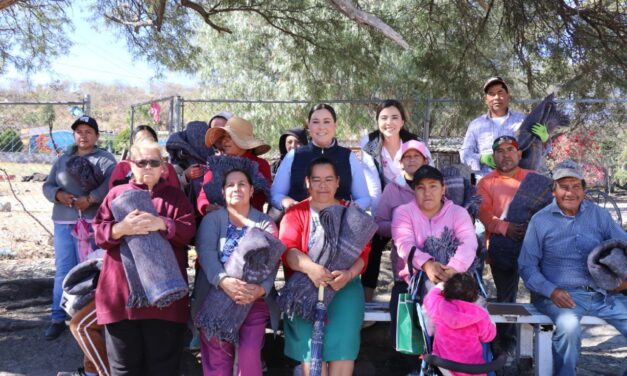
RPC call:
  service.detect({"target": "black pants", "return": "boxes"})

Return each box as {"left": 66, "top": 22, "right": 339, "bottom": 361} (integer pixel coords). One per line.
{"left": 490, "top": 263, "right": 520, "bottom": 350}
{"left": 361, "top": 234, "right": 390, "bottom": 289}
{"left": 105, "top": 319, "right": 186, "bottom": 376}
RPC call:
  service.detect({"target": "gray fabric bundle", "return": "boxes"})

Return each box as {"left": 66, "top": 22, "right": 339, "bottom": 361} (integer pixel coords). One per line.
{"left": 489, "top": 173, "right": 553, "bottom": 269}
{"left": 66, "top": 154, "right": 105, "bottom": 192}
{"left": 202, "top": 155, "right": 270, "bottom": 206}
{"left": 277, "top": 204, "right": 378, "bottom": 321}
{"left": 110, "top": 189, "right": 189, "bottom": 308}
{"left": 61, "top": 258, "right": 102, "bottom": 317}
{"left": 442, "top": 165, "right": 482, "bottom": 219}
{"left": 423, "top": 226, "right": 480, "bottom": 275}
{"left": 587, "top": 239, "right": 627, "bottom": 291}
{"left": 194, "top": 228, "right": 285, "bottom": 344}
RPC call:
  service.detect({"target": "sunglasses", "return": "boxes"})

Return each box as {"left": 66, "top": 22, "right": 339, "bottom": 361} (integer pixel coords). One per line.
{"left": 132, "top": 159, "right": 162, "bottom": 168}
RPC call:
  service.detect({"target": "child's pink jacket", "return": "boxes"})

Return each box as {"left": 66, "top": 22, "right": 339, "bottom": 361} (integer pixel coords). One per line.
{"left": 423, "top": 287, "right": 497, "bottom": 376}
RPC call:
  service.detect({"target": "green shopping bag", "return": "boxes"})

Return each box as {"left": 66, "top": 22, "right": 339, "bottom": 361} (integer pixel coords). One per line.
{"left": 395, "top": 292, "right": 424, "bottom": 355}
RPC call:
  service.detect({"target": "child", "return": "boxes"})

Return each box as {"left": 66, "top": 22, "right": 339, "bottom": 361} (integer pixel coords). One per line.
{"left": 423, "top": 273, "right": 496, "bottom": 376}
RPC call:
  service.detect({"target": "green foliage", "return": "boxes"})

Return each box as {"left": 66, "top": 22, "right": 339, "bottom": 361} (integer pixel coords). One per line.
{"left": 113, "top": 127, "right": 131, "bottom": 155}
{"left": 0, "top": 129, "right": 24, "bottom": 152}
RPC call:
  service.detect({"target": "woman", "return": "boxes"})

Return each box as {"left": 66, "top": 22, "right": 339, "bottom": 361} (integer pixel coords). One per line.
{"left": 93, "top": 140, "right": 195, "bottom": 375}
{"left": 42, "top": 116, "right": 117, "bottom": 340}
{"left": 271, "top": 127, "right": 308, "bottom": 176}
{"left": 109, "top": 125, "right": 180, "bottom": 189}
{"left": 193, "top": 168, "right": 279, "bottom": 376}
{"left": 280, "top": 157, "right": 371, "bottom": 376}
{"left": 391, "top": 165, "right": 477, "bottom": 287}
{"left": 360, "top": 100, "right": 425, "bottom": 304}
{"left": 271, "top": 103, "right": 371, "bottom": 212}
{"left": 199, "top": 116, "right": 272, "bottom": 213}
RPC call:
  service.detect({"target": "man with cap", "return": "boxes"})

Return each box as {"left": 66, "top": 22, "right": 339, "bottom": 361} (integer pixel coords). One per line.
{"left": 460, "top": 76, "right": 549, "bottom": 178}
{"left": 477, "top": 135, "right": 534, "bottom": 352}
{"left": 518, "top": 160, "right": 627, "bottom": 376}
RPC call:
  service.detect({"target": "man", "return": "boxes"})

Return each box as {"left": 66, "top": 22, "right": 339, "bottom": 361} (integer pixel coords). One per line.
{"left": 477, "top": 135, "right": 533, "bottom": 351}
{"left": 460, "top": 76, "right": 548, "bottom": 178}
{"left": 519, "top": 160, "right": 627, "bottom": 376}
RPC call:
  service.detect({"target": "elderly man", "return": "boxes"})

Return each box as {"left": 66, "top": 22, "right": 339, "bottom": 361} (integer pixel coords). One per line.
{"left": 477, "top": 135, "right": 534, "bottom": 351}
{"left": 461, "top": 76, "right": 548, "bottom": 178}
{"left": 518, "top": 160, "right": 627, "bottom": 376}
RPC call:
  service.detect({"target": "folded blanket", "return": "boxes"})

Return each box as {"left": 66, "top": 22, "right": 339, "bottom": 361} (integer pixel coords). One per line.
{"left": 278, "top": 204, "right": 378, "bottom": 321}
{"left": 111, "top": 189, "right": 189, "bottom": 308}
{"left": 424, "top": 226, "right": 479, "bottom": 275}
{"left": 194, "top": 228, "right": 285, "bottom": 344}
{"left": 61, "top": 258, "right": 102, "bottom": 317}
{"left": 66, "top": 155, "right": 105, "bottom": 192}
{"left": 489, "top": 173, "right": 553, "bottom": 269}
{"left": 442, "top": 165, "right": 482, "bottom": 219}
{"left": 202, "top": 155, "right": 270, "bottom": 207}
{"left": 587, "top": 239, "right": 627, "bottom": 291}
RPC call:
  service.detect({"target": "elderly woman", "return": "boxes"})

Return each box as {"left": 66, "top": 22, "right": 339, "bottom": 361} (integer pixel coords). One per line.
{"left": 392, "top": 165, "right": 477, "bottom": 287}
{"left": 279, "top": 157, "right": 372, "bottom": 376}
{"left": 193, "top": 168, "right": 279, "bottom": 376}
{"left": 198, "top": 116, "right": 272, "bottom": 214}
{"left": 271, "top": 103, "right": 371, "bottom": 212}
{"left": 42, "top": 116, "right": 116, "bottom": 340}
{"left": 93, "top": 140, "right": 195, "bottom": 376}
{"left": 109, "top": 125, "right": 180, "bottom": 189}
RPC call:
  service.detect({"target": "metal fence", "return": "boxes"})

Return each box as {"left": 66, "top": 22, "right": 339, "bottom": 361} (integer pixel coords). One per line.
{"left": 0, "top": 96, "right": 91, "bottom": 157}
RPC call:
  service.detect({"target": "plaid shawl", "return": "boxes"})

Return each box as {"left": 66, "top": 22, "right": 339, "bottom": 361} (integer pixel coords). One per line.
{"left": 587, "top": 239, "right": 627, "bottom": 291}
{"left": 66, "top": 154, "right": 105, "bottom": 192}
{"left": 202, "top": 155, "right": 270, "bottom": 207}
{"left": 277, "top": 204, "right": 378, "bottom": 321}
{"left": 110, "top": 189, "right": 189, "bottom": 308}
{"left": 489, "top": 173, "right": 553, "bottom": 269}
{"left": 194, "top": 228, "right": 285, "bottom": 344}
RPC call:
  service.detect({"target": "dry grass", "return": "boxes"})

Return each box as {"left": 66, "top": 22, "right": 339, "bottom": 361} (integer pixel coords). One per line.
{"left": 0, "top": 162, "right": 52, "bottom": 177}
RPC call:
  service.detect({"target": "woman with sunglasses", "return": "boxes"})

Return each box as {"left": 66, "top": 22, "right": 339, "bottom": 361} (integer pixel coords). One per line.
{"left": 109, "top": 125, "right": 181, "bottom": 189}
{"left": 93, "top": 139, "right": 196, "bottom": 376}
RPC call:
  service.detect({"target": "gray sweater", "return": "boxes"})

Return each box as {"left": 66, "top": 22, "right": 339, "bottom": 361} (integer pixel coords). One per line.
{"left": 192, "top": 207, "right": 281, "bottom": 330}
{"left": 42, "top": 147, "right": 117, "bottom": 221}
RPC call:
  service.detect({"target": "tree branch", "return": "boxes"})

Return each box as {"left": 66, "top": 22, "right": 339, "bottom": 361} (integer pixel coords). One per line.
{"left": 0, "top": 0, "right": 18, "bottom": 11}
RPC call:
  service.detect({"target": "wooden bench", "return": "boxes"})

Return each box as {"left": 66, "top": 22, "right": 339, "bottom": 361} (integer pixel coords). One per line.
{"left": 364, "top": 301, "right": 608, "bottom": 376}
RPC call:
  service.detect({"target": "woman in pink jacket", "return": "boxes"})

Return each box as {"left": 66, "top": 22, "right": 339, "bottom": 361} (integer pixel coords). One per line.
{"left": 391, "top": 165, "right": 477, "bottom": 285}
{"left": 424, "top": 273, "right": 496, "bottom": 376}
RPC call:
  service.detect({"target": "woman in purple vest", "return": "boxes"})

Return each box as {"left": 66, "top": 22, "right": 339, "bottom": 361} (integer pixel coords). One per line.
{"left": 270, "top": 103, "right": 371, "bottom": 212}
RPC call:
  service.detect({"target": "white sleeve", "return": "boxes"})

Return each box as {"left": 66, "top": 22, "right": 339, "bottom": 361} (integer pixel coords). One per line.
{"left": 360, "top": 151, "right": 382, "bottom": 214}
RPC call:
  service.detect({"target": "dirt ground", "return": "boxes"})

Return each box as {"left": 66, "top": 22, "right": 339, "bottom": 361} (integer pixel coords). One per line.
{"left": 0, "top": 172, "right": 626, "bottom": 375}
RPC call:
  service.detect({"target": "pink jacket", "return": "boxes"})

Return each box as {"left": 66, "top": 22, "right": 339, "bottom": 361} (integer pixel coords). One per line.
{"left": 423, "top": 287, "right": 496, "bottom": 376}
{"left": 391, "top": 199, "right": 477, "bottom": 283}
{"left": 375, "top": 178, "right": 415, "bottom": 280}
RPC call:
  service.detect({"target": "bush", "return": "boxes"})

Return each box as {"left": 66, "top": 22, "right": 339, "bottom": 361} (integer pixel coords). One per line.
{"left": 0, "top": 129, "right": 24, "bottom": 152}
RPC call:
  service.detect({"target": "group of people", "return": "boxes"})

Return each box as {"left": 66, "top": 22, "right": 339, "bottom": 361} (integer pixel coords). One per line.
{"left": 41, "top": 76, "right": 625, "bottom": 376}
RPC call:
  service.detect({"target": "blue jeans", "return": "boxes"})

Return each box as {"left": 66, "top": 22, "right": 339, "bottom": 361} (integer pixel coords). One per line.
{"left": 533, "top": 288, "right": 627, "bottom": 376}
{"left": 51, "top": 223, "right": 80, "bottom": 322}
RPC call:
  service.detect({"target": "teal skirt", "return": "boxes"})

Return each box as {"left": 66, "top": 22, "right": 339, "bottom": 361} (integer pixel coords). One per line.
{"left": 284, "top": 277, "right": 364, "bottom": 362}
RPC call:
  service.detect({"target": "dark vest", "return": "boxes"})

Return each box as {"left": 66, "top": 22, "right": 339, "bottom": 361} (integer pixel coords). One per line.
{"left": 362, "top": 129, "right": 421, "bottom": 188}
{"left": 289, "top": 141, "right": 353, "bottom": 202}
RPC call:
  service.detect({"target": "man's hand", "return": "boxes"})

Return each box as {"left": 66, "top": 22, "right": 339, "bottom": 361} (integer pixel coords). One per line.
{"left": 506, "top": 222, "right": 527, "bottom": 241}
{"left": 422, "top": 260, "right": 450, "bottom": 284}
{"left": 550, "top": 288, "right": 576, "bottom": 308}
{"left": 480, "top": 154, "right": 496, "bottom": 169}
{"left": 531, "top": 123, "right": 549, "bottom": 143}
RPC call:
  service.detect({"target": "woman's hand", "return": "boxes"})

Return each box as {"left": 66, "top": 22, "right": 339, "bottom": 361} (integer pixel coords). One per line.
{"left": 422, "top": 260, "right": 450, "bottom": 284}
{"left": 328, "top": 270, "right": 354, "bottom": 291}
{"left": 74, "top": 196, "right": 91, "bottom": 211}
{"left": 281, "top": 197, "right": 297, "bottom": 210}
{"left": 305, "top": 263, "right": 333, "bottom": 288}
{"left": 55, "top": 190, "right": 75, "bottom": 207}
{"left": 219, "top": 278, "right": 264, "bottom": 305}
{"left": 184, "top": 164, "right": 203, "bottom": 180}
{"left": 219, "top": 277, "right": 247, "bottom": 302}
{"left": 112, "top": 210, "right": 166, "bottom": 238}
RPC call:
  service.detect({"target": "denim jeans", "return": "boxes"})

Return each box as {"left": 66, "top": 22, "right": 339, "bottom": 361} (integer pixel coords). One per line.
{"left": 51, "top": 223, "right": 80, "bottom": 322}
{"left": 533, "top": 288, "right": 627, "bottom": 376}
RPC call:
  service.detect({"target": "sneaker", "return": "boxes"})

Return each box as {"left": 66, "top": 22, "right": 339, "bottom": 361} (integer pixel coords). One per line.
{"left": 44, "top": 322, "right": 66, "bottom": 340}
{"left": 56, "top": 367, "right": 86, "bottom": 376}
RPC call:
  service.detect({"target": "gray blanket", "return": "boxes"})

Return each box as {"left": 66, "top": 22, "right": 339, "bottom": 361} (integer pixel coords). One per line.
{"left": 60, "top": 258, "right": 102, "bottom": 317}
{"left": 110, "top": 189, "right": 189, "bottom": 308}
{"left": 202, "top": 155, "right": 270, "bottom": 207}
{"left": 587, "top": 239, "right": 627, "bottom": 291}
{"left": 277, "top": 204, "right": 378, "bottom": 321}
{"left": 194, "top": 227, "right": 285, "bottom": 344}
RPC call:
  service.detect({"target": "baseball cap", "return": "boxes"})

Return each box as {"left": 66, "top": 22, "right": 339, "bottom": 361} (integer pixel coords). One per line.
{"left": 410, "top": 165, "right": 444, "bottom": 189}
{"left": 401, "top": 140, "right": 432, "bottom": 165}
{"left": 71, "top": 116, "right": 99, "bottom": 134}
{"left": 492, "top": 135, "right": 519, "bottom": 151}
{"left": 552, "top": 160, "right": 584, "bottom": 181}
{"left": 483, "top": 76, "right": 509, "bottom": 93}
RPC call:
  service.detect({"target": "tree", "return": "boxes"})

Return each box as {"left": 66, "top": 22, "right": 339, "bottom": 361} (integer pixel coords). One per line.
{"left": 0, "top": 128, "right": 23, "bottom": 152}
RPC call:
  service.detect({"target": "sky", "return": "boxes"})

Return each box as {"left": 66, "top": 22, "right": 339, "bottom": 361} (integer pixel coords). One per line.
{"left": 0, "top": 3, "right": 200, "bottom": 88}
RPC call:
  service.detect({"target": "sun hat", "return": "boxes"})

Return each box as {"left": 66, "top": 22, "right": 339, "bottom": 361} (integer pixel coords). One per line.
{"left": 205, "top": 116, "right": 271, "bottom": 156}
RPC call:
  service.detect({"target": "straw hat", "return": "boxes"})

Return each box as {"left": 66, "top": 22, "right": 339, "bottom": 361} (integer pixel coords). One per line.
{"left": 205, "top": 116, "right": 271, "bottom": 156}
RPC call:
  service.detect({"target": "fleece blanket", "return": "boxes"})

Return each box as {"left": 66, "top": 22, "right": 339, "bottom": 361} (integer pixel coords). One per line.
{"left": 60, "top": 258, "right": 102, "bottom": 317}
{"left": 202, "top": 155, "right": 270, "bottom": 207}
{"left": 66, "top": 155, "right": 105, "bottom": 192}
{"left": 587, "top": 239, "right": 627, "bottom": 291}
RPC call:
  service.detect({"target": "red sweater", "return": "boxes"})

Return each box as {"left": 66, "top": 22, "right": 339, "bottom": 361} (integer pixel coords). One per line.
{"left": 278, "top": 199, "right": 371, "bottom": 276}
{"left": 196, "top": 151, "right": 272, "bottom": 214}
{"left": 108, "top": 159, "right": 181, "bottom": 190}
{"left": 93, "top": 180, "right": 196, "bottom": 325}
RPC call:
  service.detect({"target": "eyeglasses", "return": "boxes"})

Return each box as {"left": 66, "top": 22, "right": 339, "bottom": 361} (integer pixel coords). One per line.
{"left": 132, "top": 159, "right": 162, "bottom": 168}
